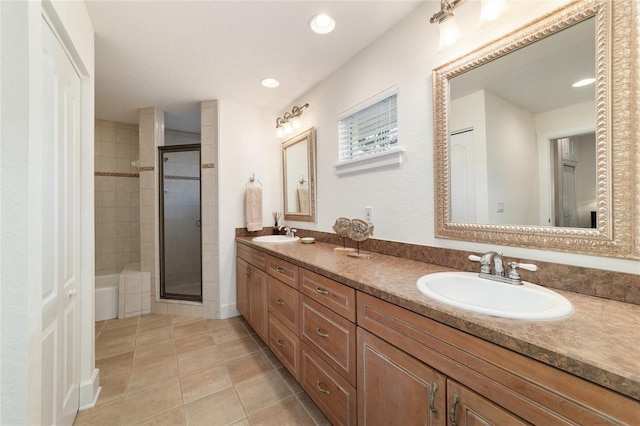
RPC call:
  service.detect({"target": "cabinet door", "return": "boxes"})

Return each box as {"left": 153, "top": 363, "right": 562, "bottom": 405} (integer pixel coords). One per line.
{"left": 358, "top": 328, "right": 446, "bottom": 426}
{"left": 447, "top": 380, "right": 529, "bottom": 426}
{"left": 236, "top": 257, "right": 250, "bottom": 319}
{"left": 248, "top": 266, "right": 268, "bottom": 343}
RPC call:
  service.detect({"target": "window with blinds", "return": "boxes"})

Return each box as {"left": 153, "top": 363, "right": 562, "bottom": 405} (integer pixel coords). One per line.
{"left": 338, "top": 92, "right": 398, "bottom": 162}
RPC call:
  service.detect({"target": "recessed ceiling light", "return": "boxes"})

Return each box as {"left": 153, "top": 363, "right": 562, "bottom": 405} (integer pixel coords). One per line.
{"left": 261, "top": 78, "right": 280, "bottom": 88}
{"left": 572, "top": 78, "right": 596, "bottom": 88}
{"left": 309, "top": 14, "right": 335, "bottom": 34}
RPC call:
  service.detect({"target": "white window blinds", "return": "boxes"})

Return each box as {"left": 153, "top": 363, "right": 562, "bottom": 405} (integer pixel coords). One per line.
{"left": 338, "top": 92, "right": 398, "bottom": 162}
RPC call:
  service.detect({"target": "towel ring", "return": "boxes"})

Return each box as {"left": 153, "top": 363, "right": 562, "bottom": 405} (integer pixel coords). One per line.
{"left": 247, "top": 172, "right": 262, "bottom": 187}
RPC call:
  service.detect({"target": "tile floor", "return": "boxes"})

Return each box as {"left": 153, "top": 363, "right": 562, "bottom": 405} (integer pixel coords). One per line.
{"left": 74, "top": 314, "right": 330, "bottom": 426}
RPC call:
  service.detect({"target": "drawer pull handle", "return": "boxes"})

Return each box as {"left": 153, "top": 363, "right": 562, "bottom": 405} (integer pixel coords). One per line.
{"left": 315, "top": 287, "right": 329, "bottom": 295}
{"left": 315, "top": 328, "right": 329, "bottom": 338}
{"left": 276, "top": 298, "right": 284, "bottom": 305}
{"left": 450, "top": 393, "right": 460, "bottom": 426}
{"left": 246, "top": 265, "right": 252, "bottom": 278}
{"left": 276, "top": 339, "right": 285, "bottom": 347}
{"left": 316, "top": 380, "right": 330, "bottom": 395}
{"left": 276, "top": 266, "right": 285, "bottom": 273}
{"left": 429, "top": 382, "right": 439, "bottom": 419}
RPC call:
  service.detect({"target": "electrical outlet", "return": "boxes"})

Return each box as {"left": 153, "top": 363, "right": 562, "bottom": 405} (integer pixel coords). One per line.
{"left": 365, "top": 206, "right": 373, "bottom": 224}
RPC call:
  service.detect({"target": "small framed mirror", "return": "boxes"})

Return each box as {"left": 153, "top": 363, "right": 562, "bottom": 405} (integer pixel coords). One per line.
{"left": 283, "top": 127, "right": 316, "bottom": 223}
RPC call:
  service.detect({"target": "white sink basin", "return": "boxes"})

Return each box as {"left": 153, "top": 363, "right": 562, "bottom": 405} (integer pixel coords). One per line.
{"left": 252, "top": 235, "right": 300, "bottom": 243}
{"left": 416, "top": 272, "right": 573, "bottom": 320}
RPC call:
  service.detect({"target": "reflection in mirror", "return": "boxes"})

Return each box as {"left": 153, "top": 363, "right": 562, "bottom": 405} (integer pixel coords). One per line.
{"left": 433, "top": 0, "right": 639, "bottom": 259}
{"left": 283, "top": 127, "right": 316, "bottom": 222}
{"left": 448, "top": 17, "right": 596, "bottom": 228}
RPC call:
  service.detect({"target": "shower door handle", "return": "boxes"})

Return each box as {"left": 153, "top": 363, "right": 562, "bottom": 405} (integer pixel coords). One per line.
{"left": 196, "top": 219, "right": 201, "bottom": 227}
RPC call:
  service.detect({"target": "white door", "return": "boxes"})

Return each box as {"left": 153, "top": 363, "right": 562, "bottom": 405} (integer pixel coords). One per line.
{"left": 450, "top": 130, "right": 476, "bottom": 223}
{"left": 41, "top": 18, "right": 82, "bottom": 426}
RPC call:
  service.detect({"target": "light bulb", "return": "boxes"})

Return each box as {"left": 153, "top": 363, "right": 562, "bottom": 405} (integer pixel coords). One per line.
{"left": 283, "top": 122, "right": 293, "bottom": 134}
{"left": 276, "top": 126, "right": 285, "bottom": 138}
{"left": 309, "top": 14, "right": 335, "bottom": 34}
{"left": 291, "top": 116, "right": 302, "bottom": 129}
{"left": 479, "top": 0, "right": 506, "bottom": 23}
{"left": 438, "top": 15, "right": 461, "bottom": 49}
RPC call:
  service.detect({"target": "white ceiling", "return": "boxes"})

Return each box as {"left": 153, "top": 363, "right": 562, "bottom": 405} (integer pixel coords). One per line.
{"left": 85, "top": 0, "right": 425, "bottom": 133}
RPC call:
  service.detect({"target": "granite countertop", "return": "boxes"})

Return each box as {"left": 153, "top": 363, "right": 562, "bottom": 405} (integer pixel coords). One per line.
{"left": 237, "top": 237, "right": 640, "bottom": 402}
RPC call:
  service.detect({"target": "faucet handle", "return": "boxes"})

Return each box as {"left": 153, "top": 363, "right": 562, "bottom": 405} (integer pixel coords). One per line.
{"left": 469, "top": 254, "right": 491, "bottom": 274}
{"left": 508, "top": 261, "right": 538, "bottom": 281}
{"left": 468, "top": 254, "right": 482, "bottom": 262}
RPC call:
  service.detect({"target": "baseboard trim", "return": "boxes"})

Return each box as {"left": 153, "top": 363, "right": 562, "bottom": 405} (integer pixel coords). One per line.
{"left": 78, "top": 368, "right": 101, "bottom": 410}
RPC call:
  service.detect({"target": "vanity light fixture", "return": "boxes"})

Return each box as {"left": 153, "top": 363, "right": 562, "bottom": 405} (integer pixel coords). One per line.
{"left": 275, "top": 103, "right": 309, "bottom": 138}
{"left": 431, "top": 0, "right": 506, "bottom": 48}
{"left": 572, "top": 77, "right": 596, "bottom": 87}
{"left": 309, "top": 14, "right": 335, "bottom": 34}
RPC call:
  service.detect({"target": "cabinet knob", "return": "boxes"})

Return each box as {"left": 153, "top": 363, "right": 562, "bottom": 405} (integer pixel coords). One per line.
{"left": 276, "top": 339, "right": 285, "bottom": 347}
{"left": 275, "top": 298, "right": 284, "bottom": 305}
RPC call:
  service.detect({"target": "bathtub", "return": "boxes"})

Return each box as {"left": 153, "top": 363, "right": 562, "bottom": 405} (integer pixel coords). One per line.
{"left": 95, "top": 274, "right": 119, "bottom": 321}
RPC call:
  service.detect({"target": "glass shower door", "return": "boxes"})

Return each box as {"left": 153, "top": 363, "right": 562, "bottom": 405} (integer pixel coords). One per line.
{"left": 159, "top": 145, "right": 202, "bottom": 301}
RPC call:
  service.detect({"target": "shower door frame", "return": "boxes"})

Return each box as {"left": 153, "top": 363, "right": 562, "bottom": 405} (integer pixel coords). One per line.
{"left": 158, "top": 144, "right": 203, "bottom": 302}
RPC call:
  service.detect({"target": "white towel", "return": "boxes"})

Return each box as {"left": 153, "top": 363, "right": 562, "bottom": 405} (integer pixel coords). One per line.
{"left": 246, "top": 186, "right": 263, "bottom": 231}
{"left": 297, "top": 187, "right": 309, "bottom": 214}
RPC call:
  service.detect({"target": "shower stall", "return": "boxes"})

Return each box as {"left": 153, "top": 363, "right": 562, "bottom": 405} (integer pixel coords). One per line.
{"left": 159, "top": 144, "right": 202, "bottom": 301}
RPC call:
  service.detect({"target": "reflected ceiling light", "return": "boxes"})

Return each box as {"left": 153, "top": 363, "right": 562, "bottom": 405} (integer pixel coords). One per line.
{"left": 261, "top": 78, "right": 280, "bottom": 88}
{"left": 275, "top": 103, "right": 309, "bottom": 138}
{"left": 430, "top": 0, "right": 463, "bottom": 49}
{"left": 572, "top": 78, "right": 596, "bottom": 88}
{"left": 309, "top": 14, "right": 335, "bottom": 34}
{"left": 479, "top": 0, "right": 506, "bottom": 23}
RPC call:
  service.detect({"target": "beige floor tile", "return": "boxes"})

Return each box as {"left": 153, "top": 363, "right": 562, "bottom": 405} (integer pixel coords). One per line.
{"left": 129, "top": 356, "right": 179, "bottom": 391}
{"left": 133, "top": 340, "right": 176, "bottom": 365}
{"left": 180, "top": 364, "right": 232, "bottom": 404}
{"left": 228, "top": 419, "right": 251, "bottom": 426}
{"left": 177, "top": 345, "right": 223, "bottom": 374}
{"left": 132, "top": 407, "right": 186, "bottom": 426}
{"left": 103, "top": 316, "right": 140, "bottom": 330}
{"left": 276, "top": 366, "right": 304, "bottom": 395}
{"left": 172, "top": 315, "right": 201, "bottom": 325}
{"left": 122, "top": 378, "right": 182, "bottom": 425}
{"left": 96, "top": 369, "right": 130, "bottom": 404}
{"left": 175, "top": 332, "right": 215, "bottom": 355}
{"left": 235, "top": 369, "right": 293, "bottom": 415}
{"left": 96, "top": 350, "right": 133, "bottom": 378}
{"left": 206, "top": 316, "right": 245, "bottom": 331}
{"left": 184, "top": 387, "right": 246, "bottom": 426}
{"left": 173, "top": 318, "right": 210, "bottom": 340}
{"left": 137, "top": 315, "right": 174, "bottom": 332}
{"left": 262, "top": 348, "right": 284, "bottom": 370}
{"left": 96, "top": 336, "right": 136, "bottom": 360}
{"left": 226, "top": 352, "right": 274, "bottom": 385}
{"left": 248, "top": 395, "right": 315, "bottom": 426}
{"left": 295, "top": 392, "right": 331, "bottom": 426}
{"left": 216, "top": 335, "right": 261, "bottom": 362}
{"left": 136, "top": 326, "right": 174, "bottom": 347}
{"left": 73, "top": 397, "right": 124, "bottom": 426}
{"left": 211, "top": 323, "right": 251, "bottom": 344}
{"left": 250, "top": 332, "right": 268, "bottom": 350}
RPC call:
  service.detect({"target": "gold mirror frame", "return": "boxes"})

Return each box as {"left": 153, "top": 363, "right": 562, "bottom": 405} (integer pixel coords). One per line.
{"left": 283, "top": 127, "right": 316, "bottom": 223}
{"left": 433, "top": 0, "right": 639, "bottom": 259}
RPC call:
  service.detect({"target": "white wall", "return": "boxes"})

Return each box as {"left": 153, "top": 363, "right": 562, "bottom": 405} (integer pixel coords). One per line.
{"left": 218, "top": 100, "right": 279, "bottom": 317}
{"left": 485, "top": 91, "right": 538, "bottom": 225}
{"left": 285, "top": 0, "right": 638, "bottom": 274}
{"left": 0, "top": 0, "right": 96, "bottom": 423}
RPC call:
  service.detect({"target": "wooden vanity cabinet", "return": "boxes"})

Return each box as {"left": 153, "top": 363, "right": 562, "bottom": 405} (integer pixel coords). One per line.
{"left": 357, "top": 291, "right": 639, "bottom": 426}
{"left": 236, "top": 245, "right": 268, "bottom": 342}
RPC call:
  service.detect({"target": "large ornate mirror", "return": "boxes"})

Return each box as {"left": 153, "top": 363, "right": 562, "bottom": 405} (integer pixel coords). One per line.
{"left": 433, "top": 0, "right": 639, "bottom": 259}
{"left": 283, "top": 127, "right": 316, "bottom": 222}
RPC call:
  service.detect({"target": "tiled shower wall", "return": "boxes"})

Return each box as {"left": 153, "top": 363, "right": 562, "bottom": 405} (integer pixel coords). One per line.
{"left": 94, "top": 120, "right": 141, "bottom": 275}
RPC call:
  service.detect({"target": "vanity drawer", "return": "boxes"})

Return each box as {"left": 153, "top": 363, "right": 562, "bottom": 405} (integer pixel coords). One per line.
{"left": 301, "top": 296, "right": 356, "bottom": 386}
{"left": 300, "top": 269, "right": 356, "bottom": 321}
{"left": 268, "top": 276, "right": 299, "bottom": 333}
{"left": 266, "top": 254, "right": 299, "bottom": 289}
{"left": 300, "top": 341, "right": 357, "bottom": 426}
{"left": 268, "top": 313, "right": 299, "bottom": 380}
{"left": 237, "top": 244, "right": 267, "bottom": 270}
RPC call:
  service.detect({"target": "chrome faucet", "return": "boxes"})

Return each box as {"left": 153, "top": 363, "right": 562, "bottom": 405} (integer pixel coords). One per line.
{"left": 278, "top": 224, "right": 297, "bottom": 237}
{"left": 469, "top": 252, "right": 538, "bottom": 285}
